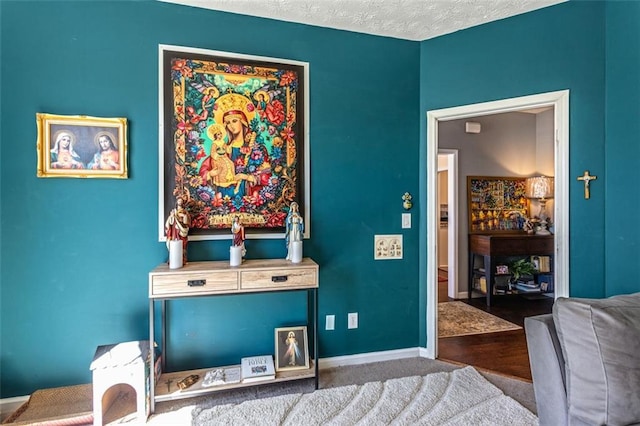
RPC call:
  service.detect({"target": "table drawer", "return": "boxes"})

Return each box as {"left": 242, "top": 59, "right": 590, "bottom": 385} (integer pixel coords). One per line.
{"left": 526, "top": 239, "right": 554, "bottom": 254}
{"left": 240, "top": 267, "right": 317, "bottom": 290}
{"left": 150, "top": 271, "right": 239, "bottom": 297}
{"left": 490, "top": 239, "right": 530, "bottom": 255}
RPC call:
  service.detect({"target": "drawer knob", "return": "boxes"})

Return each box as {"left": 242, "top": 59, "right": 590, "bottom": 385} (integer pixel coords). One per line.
{"left": 271, "top": 275, "right": 288, "bottom": 283}
{"left": 188, "top": 279, "right": 206, "bottom": 287}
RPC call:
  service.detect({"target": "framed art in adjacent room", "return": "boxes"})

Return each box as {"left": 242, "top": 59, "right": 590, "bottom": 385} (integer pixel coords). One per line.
{"left": 158, "top": 44, "right": 310, "bottom": 241}
{"left": 440, "top": 203, "right": 448, "bottom": 227}
{"left": 274, "top": 326, "right": 309, "bottom": 372}
{"left": 36, "top": 113, "right": 128, "bottom": 178}
{"left": 496, "top": 265, "right": 509, "bottom": 275}
{"left": 467, "top": 176, "right": 529, "bottom": 233}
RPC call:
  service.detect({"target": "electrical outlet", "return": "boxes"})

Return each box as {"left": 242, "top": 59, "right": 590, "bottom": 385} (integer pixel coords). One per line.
{"left": 325, "top": 315, "right": 335, "bottom": 330}
{"left": 374, "top": 235, "right": 403, "bottom": 260}
{"left": 348, "top": 312, "right": 358, "bottom": 329}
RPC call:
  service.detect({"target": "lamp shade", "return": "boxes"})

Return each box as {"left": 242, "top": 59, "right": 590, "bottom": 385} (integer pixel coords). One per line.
{"left": 525, "top": 176, "right": 554, "bottom": 199}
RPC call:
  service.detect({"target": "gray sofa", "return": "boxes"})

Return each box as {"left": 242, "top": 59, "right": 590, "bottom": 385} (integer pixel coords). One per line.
{"left": 525, "top": 292, "right": 640, "bottom": 426}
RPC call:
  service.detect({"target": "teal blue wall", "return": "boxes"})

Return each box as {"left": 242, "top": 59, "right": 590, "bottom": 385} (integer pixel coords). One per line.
{"left": 419, "top": 0, "right": 639, "bottom": 346}
{"left": 419, "top": 1, "right": 606, "bottom": 345}
{"left": 604, "top": 0, "right": 640, "bottom": 295}
{"left": 2, "top": 0, "right": 639, "bottom": 399}
{"left": 0, "top": 1, "right": 420, "bottom": 397}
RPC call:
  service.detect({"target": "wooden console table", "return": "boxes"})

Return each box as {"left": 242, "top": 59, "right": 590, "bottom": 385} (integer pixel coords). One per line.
{"left": 468, "top": 234, "right": 553, "bottom": 306}
{"left": 148, "top": 258, "right": 319, "bottom": 413}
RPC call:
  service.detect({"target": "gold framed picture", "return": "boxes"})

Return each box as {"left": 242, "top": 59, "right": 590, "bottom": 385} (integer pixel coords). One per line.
{"left": 36, "top": 113, "right": 128, "bottom": 178}
{"left": 274, "top": 326, "right": 309, "bottom": 372}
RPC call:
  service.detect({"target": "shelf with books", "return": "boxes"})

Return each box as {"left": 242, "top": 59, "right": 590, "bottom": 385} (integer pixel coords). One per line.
{"left": 148, "top": 258, "right": 319, "bottom": 412}
{"left": 513, "top": 280, "right": 542, "bottom": 294}
{"left": 468, "top": 234, "right": 554, "bottom": 306}
{"left": 153, "top": 360, "right": 316, "bottom": 402}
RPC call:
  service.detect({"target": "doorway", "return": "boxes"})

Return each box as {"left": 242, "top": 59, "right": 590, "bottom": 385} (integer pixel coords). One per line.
{"left": 424, "top": 90, "right": 570, "bottom": 360}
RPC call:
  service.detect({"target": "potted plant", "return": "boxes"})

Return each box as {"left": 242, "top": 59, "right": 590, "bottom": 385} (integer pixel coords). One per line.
{"left": 509, "top": 258, "right": 537, "bottom": 283}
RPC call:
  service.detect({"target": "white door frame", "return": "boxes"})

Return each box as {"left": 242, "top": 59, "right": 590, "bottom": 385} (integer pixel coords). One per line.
{"left": 425, "top": 90, "right": 570, "bottom": 359}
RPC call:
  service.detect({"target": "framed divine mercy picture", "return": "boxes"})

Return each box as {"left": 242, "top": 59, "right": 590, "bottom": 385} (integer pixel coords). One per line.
{"left": 274, "top": 326, "right": 309, "bottom": 372}
{"left": 158, "top": 44, "right": 310, "bottom": 241}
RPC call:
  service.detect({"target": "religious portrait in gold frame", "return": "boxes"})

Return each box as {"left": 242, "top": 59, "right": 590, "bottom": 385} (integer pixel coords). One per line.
{"left": 36, "top": 113, "right": 128, "bottom": 179}
{"left": 158, "top": 45, "right": 310, "bottom": 241}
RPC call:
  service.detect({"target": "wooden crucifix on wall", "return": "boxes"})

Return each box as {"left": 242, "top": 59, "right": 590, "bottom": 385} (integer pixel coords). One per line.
{"left": 577, "top": 170, "right": 597, "bottom": 199}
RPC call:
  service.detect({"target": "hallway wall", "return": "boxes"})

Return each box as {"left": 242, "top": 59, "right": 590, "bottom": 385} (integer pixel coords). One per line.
{"left": 437, "top": 169, "right": 448, "bottom": 269}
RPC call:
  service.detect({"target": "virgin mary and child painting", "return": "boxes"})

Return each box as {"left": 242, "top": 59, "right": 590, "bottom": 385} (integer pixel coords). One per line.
{"left": 161, "top": 47, "right": 308, "bottom": 239}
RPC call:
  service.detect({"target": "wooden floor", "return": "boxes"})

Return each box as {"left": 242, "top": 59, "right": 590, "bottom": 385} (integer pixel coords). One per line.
{"left": 437, "top": 270, "right": 553, "bottom": 381}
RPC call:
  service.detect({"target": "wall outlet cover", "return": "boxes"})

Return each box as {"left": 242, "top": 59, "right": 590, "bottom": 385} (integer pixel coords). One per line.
{"left": 325, "top": 315, "right": 335, "bottom": 330}
{"left": 348, "top": 312, "right": 358, "bottom": 329}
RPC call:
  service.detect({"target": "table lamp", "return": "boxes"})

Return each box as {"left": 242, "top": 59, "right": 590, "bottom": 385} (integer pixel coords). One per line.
{"left": 525, "top": 176, "right": 554, "bottom": 235}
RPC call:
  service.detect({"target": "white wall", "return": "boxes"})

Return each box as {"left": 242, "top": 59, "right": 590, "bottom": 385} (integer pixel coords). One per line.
{"left": 437, "top": 170, "right": 448, "bottom": 268}
{"left": 533, "top": 108, "right": 555, "bottom": 220}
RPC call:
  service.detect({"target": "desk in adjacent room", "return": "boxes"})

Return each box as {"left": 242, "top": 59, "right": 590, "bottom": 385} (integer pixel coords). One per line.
{"left": 468, "top": 234, "right": 554, "bottom": 306}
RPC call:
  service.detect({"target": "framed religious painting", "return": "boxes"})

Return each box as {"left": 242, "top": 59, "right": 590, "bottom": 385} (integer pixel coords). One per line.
{"left": 36, "top": 113, "right": 128, "bottom": 178}
{"left": 467, "top": 176, "right": 530, "bottom": 233}
{"left": 274, "top": 326, "right": 309, "bottom": 372}
{"left": 158, "top": 45, "right": 310, "bottom": 241}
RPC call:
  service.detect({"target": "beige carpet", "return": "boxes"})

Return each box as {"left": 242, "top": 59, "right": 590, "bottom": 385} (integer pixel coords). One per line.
{"left": 2, "top": 384, "right": 93, "bottom": 425}
{"left": 192, "top": 366, "right": 537, "bottom": 425}
{"left": 438, "top": 301, "right": 522, "bottom": 338}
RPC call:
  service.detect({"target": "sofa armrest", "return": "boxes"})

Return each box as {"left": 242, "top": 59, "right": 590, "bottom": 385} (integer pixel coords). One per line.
{"left": 524, "top": 314, "right": 568, "bottom": 426}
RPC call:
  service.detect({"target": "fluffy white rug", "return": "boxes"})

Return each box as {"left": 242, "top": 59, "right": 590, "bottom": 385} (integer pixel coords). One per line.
{"left": 192, "top": 366, "right": 538, "bottom": 425}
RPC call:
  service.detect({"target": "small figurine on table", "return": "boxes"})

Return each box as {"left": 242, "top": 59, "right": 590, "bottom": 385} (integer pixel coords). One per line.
{"left": 231, "top": 215, "right": 246, "bottom": 257}
{"left": 285, "top": 202, "right": 304, "bottom": 261}
{"left": 165, "top": 198, "right": 190, "bottom": 264}
{"left": 523, "top": 218, "right": 535, "bottom": 234}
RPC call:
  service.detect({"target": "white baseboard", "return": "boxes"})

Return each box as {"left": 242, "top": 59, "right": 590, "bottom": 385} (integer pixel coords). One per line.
{"left": 318, "top": 347, "right": 424, "bottom": 370}
{"left": 0, "top": 395, "right": 29, "bottom": 422}
{"left": 455, "top": 292, "right": 486, "bottom": 300}
{"left": 418, "top": 346, "right": 432, "bottom": 359}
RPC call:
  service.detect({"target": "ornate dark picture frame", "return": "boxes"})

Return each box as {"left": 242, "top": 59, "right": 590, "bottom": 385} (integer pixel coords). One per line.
{"left": 467, "top": 176, "right": 530, "bottom": 233}
{"left": 158, "top": 45, "right": 310, "bottom": 241}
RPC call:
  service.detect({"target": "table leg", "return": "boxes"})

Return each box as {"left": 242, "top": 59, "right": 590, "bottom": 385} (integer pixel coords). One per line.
{"left": 484, "top": 255, "right": 493, "bottom": 306}
{"left": 149, "top": 300, "right": 155, "bottom": 413}
{"left": 468, "top": 252, "right": 475, "bottom": 301}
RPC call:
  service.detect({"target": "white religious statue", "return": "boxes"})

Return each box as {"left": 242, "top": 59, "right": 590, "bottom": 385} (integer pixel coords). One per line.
{"left": 285, "top": 202, "right": 304, "bottom": 263}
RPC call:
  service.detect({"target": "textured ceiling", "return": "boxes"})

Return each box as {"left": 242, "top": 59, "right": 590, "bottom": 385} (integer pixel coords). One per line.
{"left": 163, "top": 0, "right": 565, "bottom": 41}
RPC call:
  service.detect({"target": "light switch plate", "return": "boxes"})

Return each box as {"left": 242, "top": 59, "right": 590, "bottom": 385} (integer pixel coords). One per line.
{"left": 402, "top": 213, "right": 411, "bottom": 229}
{"left": 374, "top": 235, "right": 403, "bottom": 260}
